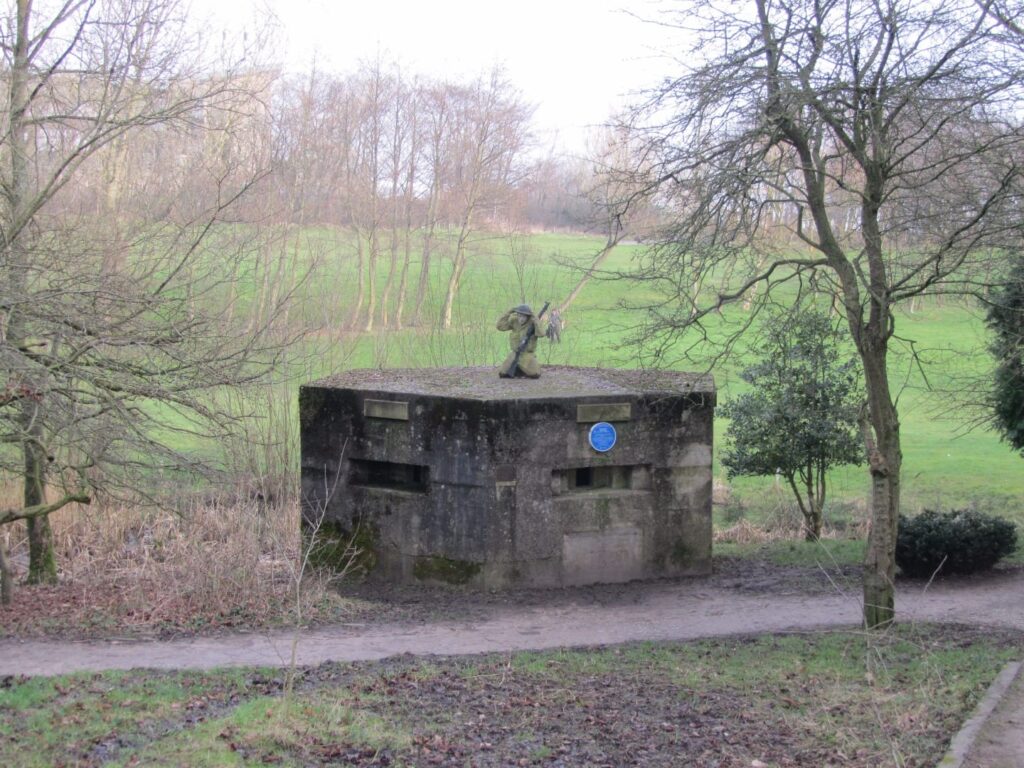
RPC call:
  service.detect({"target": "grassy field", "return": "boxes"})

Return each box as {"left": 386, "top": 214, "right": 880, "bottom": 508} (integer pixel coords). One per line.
{"left": 1, "top": 627, "right": 1018, "bottom": 767}
{"left": 228, "top": 229, "right": 1021, "bottom": 522}
{"left": 1, "top": 230, "right": 1019, "bottom": 766}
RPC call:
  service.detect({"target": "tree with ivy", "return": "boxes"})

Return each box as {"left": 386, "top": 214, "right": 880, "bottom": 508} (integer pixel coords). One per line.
{"left": 986, "top": 253, "right": 1024, "bottom": 454}
{"left": 721, "top": 310, "right": 863, "bottom": 541}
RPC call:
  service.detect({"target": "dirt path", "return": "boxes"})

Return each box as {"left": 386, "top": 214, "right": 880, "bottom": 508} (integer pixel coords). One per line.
{"left": 1, "top": 569, "right": 1021, "bottom": 677}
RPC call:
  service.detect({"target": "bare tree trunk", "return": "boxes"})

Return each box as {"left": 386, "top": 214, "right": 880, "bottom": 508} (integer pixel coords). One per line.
{"left": 361, "top": 64, "right": 386, "bottom": 333}
{"left": 281, "top": 226, "right": 304, "bottom": 333}
{"left": 394, "top": 207, "right": 413, "bottom": 329}
{"left": 349, "top": 227, "right": 366, "bottom": 329}
{"left": 24, "top": 413, "right": 56, "bottom": 584}
{"left": 441, "top": 222, "right": 472, "bottom": 329}
{"left": 860, "top": 344, "right": 902, "bottom": 628}
{"left": 561, "top": 228, "right": 623, "bottom": 314}
{"left": 742, "top": 254, "right": 766, "bottom": 312}
{"left": 412, "top": 201, "right": 438, "bottom": 326}
{"left": 809, "top": 462, "right": 827, "bottom": 542}
{"left": 380, "top": 91, "right": 405, "bottom": 329}
{"left": 380, "top": 223, "right": 399, "bottom": 328}
{"left": 805, "top": 470, "right": 822, "bottom": 542}
{"left": 856, "top": 173, "right": 903, "bottom": 628}
{"left": 392, "top": 102, "right": 418, "bottom": 330}
{"left": 7, "top": 2, "right": 56, "bottom": 585}
{"left": 378, "top": 212, "right": 399, "bottom": 329}
{"left": 248, "top": 237, "right": 276, "bottom": 337}
{"left": 805, "top": 503, "right": 823, "bottom": 541}
{"left": 441, "top": 261, "right": 464, "bottom": 329}
{"left": 784, "top": 474, "right": 818, "bottom": 541}
{"left": 0, "top": 536, "right": 11, "bottom": 606}
{"left": 225, "top": 253, "right": 241, "bottom": 325}
{"left": 266, "top": 234, "right": 289, "bottom": 332}
{"left": 364, "top": 226, "right": 379, "bottom": 332}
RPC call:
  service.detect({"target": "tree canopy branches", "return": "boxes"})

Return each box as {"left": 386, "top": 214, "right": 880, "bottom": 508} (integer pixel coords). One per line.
{"left": 0, "top": 0, "right": 286, "bottom": 593}
{"left": 615, "top": 0, "right": 1024, "bottom": 626}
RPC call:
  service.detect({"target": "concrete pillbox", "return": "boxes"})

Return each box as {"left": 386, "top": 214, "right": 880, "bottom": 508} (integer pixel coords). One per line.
{"left": 299, "top": 366, "right": 715, "bottom": 588}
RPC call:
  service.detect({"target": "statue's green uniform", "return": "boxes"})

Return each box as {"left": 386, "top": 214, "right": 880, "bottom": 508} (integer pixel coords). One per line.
{"left": 497, "top": 307, "right": 548, "bottom": 378}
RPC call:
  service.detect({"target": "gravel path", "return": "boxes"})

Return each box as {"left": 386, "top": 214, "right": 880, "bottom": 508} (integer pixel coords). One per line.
{"left": 1, "top": 568, "right": 1021, "bottom": 677}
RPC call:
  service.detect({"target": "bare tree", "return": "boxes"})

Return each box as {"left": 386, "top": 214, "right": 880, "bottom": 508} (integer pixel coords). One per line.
{"left": 618, "top": 0, "right": 1024, "bottom": 627}
{"left": 520, "top": 154, "right": 597, "bottom": 232}
{"left": 390, "top": 79, "right": 419, "bottom": 330}
{"left": 0, "top": 0, "right": 283, "bottom": 597}
{"left": 354, "top": 60, "right": 387, "bottom": 333}
{"left": 378, "top": 69, "right": 410, "bottom": 329}
{"left": 410, "top": 81, "right": 451, "bottom": 326}
{"left": 560, "top": 126, "right": 658, "bottom": 316}
{"left": 977, "top": 0, "right": 1024, "bottom": 38}
{"left": 439, "top": 70, "right": 532, "bottom": 329}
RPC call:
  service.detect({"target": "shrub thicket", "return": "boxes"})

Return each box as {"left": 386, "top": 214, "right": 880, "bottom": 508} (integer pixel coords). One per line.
{"left": 986, "top": 251, "right": 1024, "bottom": 454}
{"left": 896, "top": 510, "right": 1018, "bottom": 578}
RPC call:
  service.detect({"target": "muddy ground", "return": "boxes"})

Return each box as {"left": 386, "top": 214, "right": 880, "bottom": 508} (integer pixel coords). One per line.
{"left": 3, "top": 627, "right": 1022, "bottom": 768}
{"left": 2, "top": 559, "right": 1023, "bottom": 766}
{"left": 0, "top": 553, "right": 854, "bottom": 641}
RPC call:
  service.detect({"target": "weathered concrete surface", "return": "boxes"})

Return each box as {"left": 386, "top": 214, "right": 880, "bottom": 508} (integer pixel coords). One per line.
{"left": 300, "top": 366, "right": 716, "bottom": 588}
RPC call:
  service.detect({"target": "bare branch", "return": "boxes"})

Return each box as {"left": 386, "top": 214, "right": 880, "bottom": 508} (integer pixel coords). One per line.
{"left": 0, "top": 493, "right": 90, "bottom": 527}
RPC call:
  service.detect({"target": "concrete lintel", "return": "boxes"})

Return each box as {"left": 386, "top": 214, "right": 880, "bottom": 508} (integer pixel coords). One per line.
{"left": 577, "top": 403, "right": 632, "bottom": 423}
{"left": 364, "top": 399, "right": 409, "bottom": 421}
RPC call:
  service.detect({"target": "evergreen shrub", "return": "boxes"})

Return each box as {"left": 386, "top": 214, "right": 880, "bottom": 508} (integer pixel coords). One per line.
{"left": 896, "top": 509, "right": 1018, "bottom": 577}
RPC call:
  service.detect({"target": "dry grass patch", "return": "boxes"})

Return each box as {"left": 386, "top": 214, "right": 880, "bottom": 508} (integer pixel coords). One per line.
{"left": 1, "top": 494, "right": 353, "bottom": 638}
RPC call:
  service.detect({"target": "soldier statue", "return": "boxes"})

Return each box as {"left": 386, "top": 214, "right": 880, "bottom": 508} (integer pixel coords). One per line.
{"left": 497, "top": 303, "right": 561, "bottom": 378}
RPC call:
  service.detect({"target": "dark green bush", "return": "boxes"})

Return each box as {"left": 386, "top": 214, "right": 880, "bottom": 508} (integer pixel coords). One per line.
{"left": 896, "top": 509, "right": 1018, "bottom": 578}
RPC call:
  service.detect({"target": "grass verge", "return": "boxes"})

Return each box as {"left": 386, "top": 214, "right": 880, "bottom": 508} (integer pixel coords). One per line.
{"left": 1, "top": 626, "right": 1019, "bottom": 767}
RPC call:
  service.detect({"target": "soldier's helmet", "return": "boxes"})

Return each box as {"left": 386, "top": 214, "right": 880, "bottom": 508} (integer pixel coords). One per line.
{"left": 512, "top": 304, "right": 533, "bottom": 316}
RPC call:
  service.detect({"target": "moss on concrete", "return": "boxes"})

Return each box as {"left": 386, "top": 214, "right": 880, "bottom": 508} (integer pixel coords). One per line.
{"left": 303, "top": 519, "right": 378, "bottom": 576}
{"left": 412, "top": 556, "right": 482, "bottom": 585}
{"left": 670, "top": 538, "right": 691, "bottom": 566}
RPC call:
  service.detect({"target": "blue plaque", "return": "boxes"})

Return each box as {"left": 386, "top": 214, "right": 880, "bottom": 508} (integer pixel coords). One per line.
{"left": 588, "top": 421, "right": 617, "bottom": 452}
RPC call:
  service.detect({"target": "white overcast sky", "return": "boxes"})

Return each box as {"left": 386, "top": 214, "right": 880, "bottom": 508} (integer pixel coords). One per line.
{"left": 198, "top": 0, "right": 680, "bottom": 155}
